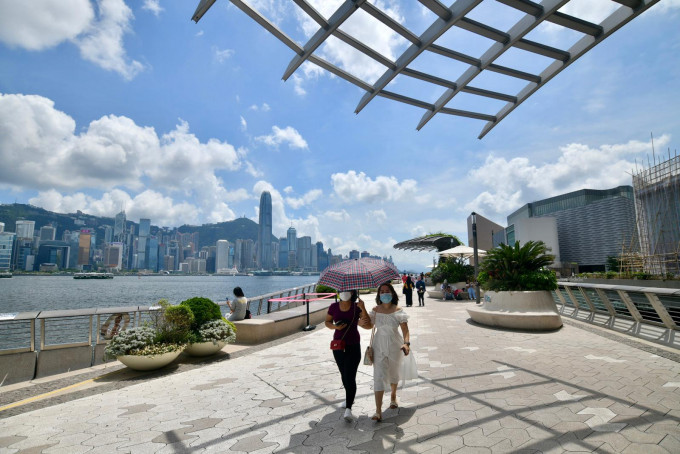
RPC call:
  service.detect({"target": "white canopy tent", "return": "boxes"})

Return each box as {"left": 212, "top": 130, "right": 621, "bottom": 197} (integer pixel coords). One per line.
{"left": 438, "top": 245, "right": 486, "bottom": 260}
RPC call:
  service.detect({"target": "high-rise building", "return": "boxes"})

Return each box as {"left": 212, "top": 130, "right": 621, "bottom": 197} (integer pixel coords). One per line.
{"left": 104, "top": 243, "right": 124, "bottom": 271}
{"left": 36, "top": 241, "right": 70, "bottom": 270}
{"left": 272, "top": 241, "right": 279, "bottom": 268}
{"left": 242, "top": 239, "right": 255, "bottom": 269}
{"left": 0, "top": 232, "right": 15, "bottom": 270}
{"left": 0, "top": 222, "right": 4, "bottom": 233}
{"left": 234, "top": 239, "right": 243, "bottom": 270}
{"left": 15, "top": 220, "right": 35, "bottom": 239}
{"left": 137, "top": 218, "right": 151, "bottom": 270}
{"left": 287, "top": 227, "right": 297, "bottom": 270}
{"left": 13, "top": 238, "right": 33, "bottom": 271}
{"left": 349, "top": 250, "right": 360, "bottom": 260}
{"left": 78, "top": 231, "right": 92, "bottom": 268}
{"left": 258, "top": 191, "right": 273, "bottom": 270}
{"left": 39, "top": 225, "right": 56, "bottom": 242}
{"left": 104, "top": 225, "right": 113, "bottom": 244}
{"left": 297, "top": 236, "right": 312, "bottom": 270}
{"left": 279, "top": 237, "right": 288, "bottom": 268}
{"left": 114, "top": 211, "right": 126, "bottom": 242}
{"left": 316, "top": 242, "right": 328, "bottom": 272}
{"left": 216, "top": 240, "right": 230, "bottom": 272}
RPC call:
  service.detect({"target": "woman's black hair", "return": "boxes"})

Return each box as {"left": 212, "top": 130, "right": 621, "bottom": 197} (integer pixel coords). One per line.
{"left": 350, "top": 290, "right": 358, "bottom": 303}
{"left": 233, "top": 286, "right": 245, "bottom": 297}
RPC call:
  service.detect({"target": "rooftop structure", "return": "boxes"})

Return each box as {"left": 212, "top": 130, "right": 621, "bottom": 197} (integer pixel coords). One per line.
{"left": 394, "top": 233, "right": 460, "bottom": 252}
{"left": 192, "top": 0, "right": 660, "bottom": 138}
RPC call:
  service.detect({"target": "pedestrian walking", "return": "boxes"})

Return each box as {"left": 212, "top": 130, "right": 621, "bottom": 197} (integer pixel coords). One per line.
{"left": 415, "top": 275, "right": 426, "bottom": 306}
{"left": 403, "top": 276, "right": 414, "bottom": 307}
{"left": 367, "top": 283, "right": 415, "bottom": 422}
{"left": 326, "top": 290, "right": 371, "bottom": 422}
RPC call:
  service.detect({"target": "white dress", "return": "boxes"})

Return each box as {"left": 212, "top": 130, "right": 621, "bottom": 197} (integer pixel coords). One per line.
{"left": 370, "top": 308, "right": 409, "bottom": 392}
{"left": 227, "top": 297, "right": 248, "bottom": 321}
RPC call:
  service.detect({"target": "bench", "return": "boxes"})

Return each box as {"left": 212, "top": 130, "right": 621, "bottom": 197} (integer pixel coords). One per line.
{"left": 233, "top": 300, "right": 334, "bottom": 344}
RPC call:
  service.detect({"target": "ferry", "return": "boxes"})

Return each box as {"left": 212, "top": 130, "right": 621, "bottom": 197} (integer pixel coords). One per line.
{"left": 0, "top": 271, "right": 11, "bottom": 278}
{"left": 73, "top": 272, "right": 114, "bottom": 279}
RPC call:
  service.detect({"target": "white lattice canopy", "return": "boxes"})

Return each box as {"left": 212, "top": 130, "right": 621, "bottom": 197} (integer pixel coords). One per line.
{"left": 192, "top": 0, "right": 659, "bottom": 138}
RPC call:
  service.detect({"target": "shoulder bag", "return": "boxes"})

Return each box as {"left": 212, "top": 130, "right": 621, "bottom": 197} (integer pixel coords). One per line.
{"left": 330, "top": 304, "right": 356, "bottom": 351}
{"left": 363, "top": 324, "right": 376, "bottom": 365}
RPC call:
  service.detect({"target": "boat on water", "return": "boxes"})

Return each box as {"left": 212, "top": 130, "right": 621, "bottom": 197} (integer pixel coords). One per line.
{"left": 73, "top": 272, "right": 114, "bottom": 279}
{"left": 0, "top": 272, "right": 11, "bottom": 278}
{"left": 252, "top": 270, "right": 273, "bottom": 276}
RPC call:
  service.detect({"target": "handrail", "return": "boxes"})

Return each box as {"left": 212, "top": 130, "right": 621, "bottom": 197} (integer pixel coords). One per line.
{"left": 0, "top": 282, "right": 319, "bottom": 355}
{"left": 554, "top": 281, "right": 680, "bottom": 348}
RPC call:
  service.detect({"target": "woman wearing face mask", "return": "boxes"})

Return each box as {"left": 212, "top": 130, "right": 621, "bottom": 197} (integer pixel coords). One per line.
{"left": 325, "top": 289, "right": 371, "bottom": 422}
{"left": 367, "top": 282, "right": 411, "bottom": 422}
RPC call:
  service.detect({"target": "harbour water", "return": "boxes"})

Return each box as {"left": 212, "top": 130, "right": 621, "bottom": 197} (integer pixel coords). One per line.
{"left": 0, "top": 275, "right": 317, "bottom": 313}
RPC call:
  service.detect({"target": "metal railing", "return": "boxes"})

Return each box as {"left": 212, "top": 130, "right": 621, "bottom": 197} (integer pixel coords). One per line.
{"left": 0, "top": 283, "right": 318, "bottom": 355}
{"left": 554, "top": 282, "right": 679, "bottom": 347}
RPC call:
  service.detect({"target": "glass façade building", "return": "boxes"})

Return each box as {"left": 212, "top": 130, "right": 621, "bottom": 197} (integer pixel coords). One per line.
{"left": 503, "top": 186, "right": 637, "bottom": 272}
{"left": 0, "top": 232, "right": 16, "bottom": 271}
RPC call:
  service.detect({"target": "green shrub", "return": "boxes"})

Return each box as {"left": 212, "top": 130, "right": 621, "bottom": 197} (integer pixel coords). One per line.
{"left": 196, "top": 320, "right": 236, "bottom": 344}
{"left": 605, "top": 271, "right": 617, "bottom": 279}
{"left": 180, "top": 297, "right": 222, "bottom": 330}
{"left": 105, "top": 326, "right": 155, "bottom": 358}
{"left": 316, "top": 284, "right": 337, "bottom": 294}
{"left": 479, "top": 241, "right": 556, "bottom": 291}
{"left": 157, "top": 305, "right": 194, "bottom": 344}
{"left": 633, "top": 272, "right": 651, "bottom": 280}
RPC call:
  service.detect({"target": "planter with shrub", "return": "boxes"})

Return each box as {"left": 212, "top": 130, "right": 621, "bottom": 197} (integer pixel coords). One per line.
{"left": 467, "top": 241, "right": 562, "bottom": 331}
{"left": 181, "top": 297, "right": 237, "bottom": 356}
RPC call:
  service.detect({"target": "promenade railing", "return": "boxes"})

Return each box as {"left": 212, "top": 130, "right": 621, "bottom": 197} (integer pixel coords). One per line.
{"left": 0, "top": 283, "right": 317, "bottom": 384}
{"left": 554, "top": 281, "right": 679, "bottom": 348}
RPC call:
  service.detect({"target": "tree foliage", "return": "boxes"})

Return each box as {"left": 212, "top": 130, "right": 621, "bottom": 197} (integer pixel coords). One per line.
{"left": 478, "top": 241, "right": 557, "bottom": 291}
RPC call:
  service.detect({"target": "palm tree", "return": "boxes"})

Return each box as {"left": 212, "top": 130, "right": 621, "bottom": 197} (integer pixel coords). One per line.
{"left": 479, "top": 241, "right": 556, "bottom": 291}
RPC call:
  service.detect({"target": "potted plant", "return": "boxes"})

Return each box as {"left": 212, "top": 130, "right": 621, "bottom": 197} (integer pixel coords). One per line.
{"left": 467, "top": 241, "right": 562, "bottom": 330}
{"left": 181, "top": 297, "right": 237, "bottom": 356}
{"left": 105, "top": 300, "right": 193, "bottom": 370}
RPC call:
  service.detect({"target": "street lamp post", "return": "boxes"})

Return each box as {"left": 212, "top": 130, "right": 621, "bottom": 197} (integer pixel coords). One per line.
{"left": 471, "top": 212, "right": 481, "bottom": 304}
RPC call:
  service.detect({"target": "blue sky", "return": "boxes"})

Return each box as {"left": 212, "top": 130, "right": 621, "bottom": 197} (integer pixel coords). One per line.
{"left": 0, "top": 0, "right": 679, "bottom": 271}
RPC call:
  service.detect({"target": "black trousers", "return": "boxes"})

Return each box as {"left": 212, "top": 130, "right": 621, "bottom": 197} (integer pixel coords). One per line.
{"left": 418, "top": 291, "right": 425, "bottom": 305}
{"left": 332, "top": 343, "right": 362, "bottom": 409}
{"left": 404, "top": 291, "right": 413, "bottom": 306}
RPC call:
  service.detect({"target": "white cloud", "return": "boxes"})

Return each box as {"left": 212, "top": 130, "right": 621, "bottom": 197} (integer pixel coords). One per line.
{"left": 142, "top": 0, "right": 163, "bottom": 16}
{"left": 283, "top": 186, "right": 294, "bottom": 194}
{"left": 240, "top": 116, "right": 247, "bottom": 131}
{"left": 195, "top": 30, "right": 204, "bottom": 37}
{"left": 249, "top": 103, "right": 271, "bottom": 111}
{"left": 292, "top": 74, "right": 306, "bottom": 96}
{"left": 324, "top": 210, "right": 350, "bottom": 222}
{"left": 0, "top": 0, "right": 142, "bottom": 80}
{"left": 331, "top": 171, "right": 418, "bottom": 203}
{"left": 0, "top": 0, "right": 94, "bottom": 50}
{"left": 0, "top": 93, "right": 242, "bottom": 193}
{"left": 244, "top": 161, "right": 263, "bottom": 178}
{"left": 286, "top": 189, "right": 322, "bottom": 209}
{"left": 75, "top": 0, "right": 144, "bottom": 80}
{"left": 464, "top": 136, "right": 670, "bottom": 217}
{"left": 28, "top": 188, "right": 201, "bottom": 227}
{"left": 367, "top": 209, "right": 387, "bottom": 223}
{"left": 652, "top": 0, "right": 680, "bottom": 13}
{"left": 253, "top": 180, "right": 322, "bottom": 240}
{"left": 256, "top": 125, "right": 308, "bottom": 149}
{"left": 213, "top": 46, "right": 234, "bottom": 63}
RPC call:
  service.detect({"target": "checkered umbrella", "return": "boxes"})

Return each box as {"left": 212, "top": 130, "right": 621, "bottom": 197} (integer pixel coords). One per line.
{"left": 317, "top": 258, "right": 400, "bottom": 292}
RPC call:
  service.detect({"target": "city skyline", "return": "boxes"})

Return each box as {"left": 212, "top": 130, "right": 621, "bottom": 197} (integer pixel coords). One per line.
{"left": 0, "top": 1, "right": 678, "bottom": 270}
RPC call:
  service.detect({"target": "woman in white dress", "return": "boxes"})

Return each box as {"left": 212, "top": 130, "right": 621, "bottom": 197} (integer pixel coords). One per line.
{"left": 368, "top": 282, "right": 411, "bottom": 421}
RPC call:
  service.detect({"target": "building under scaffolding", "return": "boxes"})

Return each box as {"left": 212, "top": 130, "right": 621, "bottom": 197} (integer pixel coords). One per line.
{"left": 628, "top": 152, "right": 680, "bottom": 275}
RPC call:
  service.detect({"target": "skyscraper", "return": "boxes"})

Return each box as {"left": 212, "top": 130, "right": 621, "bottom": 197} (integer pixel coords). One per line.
{"left": 39, "top": 225, "right": 56, "bottom": 242}
{"left": 15, "top": 220, "right": 35, "bottom": 239}
{"left": 258, "top": 191, "right": 273, "bottom": 270}
{"left": 114, "top": 211, "right": 126, "bottom": 242}
{"left": 287, "top": 227, "right": 297, "bottom": 270}
{"left": 216, "top": 240, "right": 230, "bottom": 272}
{"left": 138, "top": 218, "right": 151, "bottom": 270}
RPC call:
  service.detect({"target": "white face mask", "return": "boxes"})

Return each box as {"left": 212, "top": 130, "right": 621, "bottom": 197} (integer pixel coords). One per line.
{"left": 339, "top": 291, "right": 352, "bottom": 301}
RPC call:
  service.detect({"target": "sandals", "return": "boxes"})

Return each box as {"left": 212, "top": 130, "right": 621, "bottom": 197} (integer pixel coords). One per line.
{"left": 371, "top": 413, "right": 382, "bottom": 422}
{"left": 389, "top": 400, "right": 398, "bottom": 409}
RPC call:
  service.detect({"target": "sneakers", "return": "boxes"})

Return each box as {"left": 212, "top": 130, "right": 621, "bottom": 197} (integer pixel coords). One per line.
{"left": 343, "top": 408, "right": 354, "bottom": 422}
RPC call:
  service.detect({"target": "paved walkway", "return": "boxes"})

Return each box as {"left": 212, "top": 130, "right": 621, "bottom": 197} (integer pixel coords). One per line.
{"left": 1, "top": 292, "right": 679, "bottom": 453}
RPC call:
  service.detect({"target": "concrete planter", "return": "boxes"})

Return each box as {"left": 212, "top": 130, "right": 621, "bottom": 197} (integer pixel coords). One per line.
{"left": 467, "top": 290, "right": 562, "bottom": 331}
{"left": 185, "top": 340, "right": 227, "bottom": 357}
{"left": 117, "top": 351, "right": 182, "bottom": 371}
